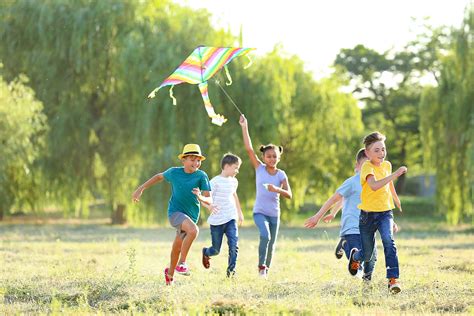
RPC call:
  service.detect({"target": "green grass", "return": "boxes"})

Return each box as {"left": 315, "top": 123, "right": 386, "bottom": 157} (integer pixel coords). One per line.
{"left": 0, "top": 219, "right": 473, "bottom": 315}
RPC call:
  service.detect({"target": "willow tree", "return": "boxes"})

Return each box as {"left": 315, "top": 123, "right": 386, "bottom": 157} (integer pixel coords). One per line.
{"left": 0, "top": 71, "right": 47, "bottom": 219}
{"left": 213, "top": 48, "right": 363, "bottom": 220}
{"left": 420, "top": 7, "right": 473, "bottom": 224}
{"left": 0, "top": 0, "right": 237, "bottom": 222}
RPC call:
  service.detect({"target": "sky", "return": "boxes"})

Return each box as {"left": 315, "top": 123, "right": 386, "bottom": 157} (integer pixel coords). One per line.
{"left": 177, "top": 0, "right": 469, "bottom": 78}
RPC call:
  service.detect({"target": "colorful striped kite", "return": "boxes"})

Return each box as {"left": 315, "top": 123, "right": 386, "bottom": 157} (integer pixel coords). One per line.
{"left": 148, "top": 46, "right": 254, "bottom": 126}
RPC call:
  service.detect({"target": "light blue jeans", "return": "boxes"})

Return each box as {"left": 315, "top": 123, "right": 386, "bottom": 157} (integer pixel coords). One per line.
{"left": 253, "top": 213, "right": 280, "bottom": 268}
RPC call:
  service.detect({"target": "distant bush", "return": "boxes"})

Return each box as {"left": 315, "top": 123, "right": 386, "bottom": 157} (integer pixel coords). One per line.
{"left": 399, "top": 196, "right": 438, "bottom": 217}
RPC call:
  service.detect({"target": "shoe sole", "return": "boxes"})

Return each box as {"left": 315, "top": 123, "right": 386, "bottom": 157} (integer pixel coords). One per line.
{"left": 389, "top": 286, "right": 401, "bottom": 294}
{"left": 335, "top": 238, "right": 345, "bottom": 259}
{"left": 348, "top": 248, "right": 360, "bottom": 276}
{"left": 175, "top": 269, "right": 190, "bottom": 276}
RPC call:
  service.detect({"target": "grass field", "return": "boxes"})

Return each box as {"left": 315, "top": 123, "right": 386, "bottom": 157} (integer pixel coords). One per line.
{"left": 0, "top": 217, "right": 473, "bottom": 315}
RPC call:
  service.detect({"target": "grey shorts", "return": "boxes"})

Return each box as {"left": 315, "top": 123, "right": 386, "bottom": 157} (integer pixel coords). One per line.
{"left": 169, "top": 212, "right": 191, "bottom": 239}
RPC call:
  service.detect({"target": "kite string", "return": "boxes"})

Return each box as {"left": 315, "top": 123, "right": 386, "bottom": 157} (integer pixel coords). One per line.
{"left": 214, "top": 79, "right": 243, "bottom": 115}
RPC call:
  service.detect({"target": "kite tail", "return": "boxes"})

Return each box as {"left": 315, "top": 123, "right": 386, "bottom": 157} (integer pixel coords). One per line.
{"left": 169, "top": 86, "right": 177, "bottom": 105}
{"left": 224, "top": 65, "right": 233, "bottom": 86}
{"left": 147, "top": 87, "right": 159, "bottom": 99}
{"left": 198, "top": 82, "right": 227, "bottom": 126}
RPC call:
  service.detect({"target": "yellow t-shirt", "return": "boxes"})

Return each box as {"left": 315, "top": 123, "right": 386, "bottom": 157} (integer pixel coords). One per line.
{"left": 358, "top": 160, "right": 395, "bottom": 212}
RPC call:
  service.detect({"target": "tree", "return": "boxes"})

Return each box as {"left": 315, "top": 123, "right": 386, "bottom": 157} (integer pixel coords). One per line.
{"left": 420, "top": 7, "right": 473, "bottom": 224}
{"left": 334, "top": 40, "right": 440, "bottom": 192}
{"left": 0, "top": 71, "right": 47, "bottom": 219}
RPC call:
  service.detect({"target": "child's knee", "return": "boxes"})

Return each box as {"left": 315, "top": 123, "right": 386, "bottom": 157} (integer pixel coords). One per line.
{"left": 185, "top": 224, "right": 199, "bottom": 237}
{"left": 259, "top": 234, "right": 270, "bottom": 244}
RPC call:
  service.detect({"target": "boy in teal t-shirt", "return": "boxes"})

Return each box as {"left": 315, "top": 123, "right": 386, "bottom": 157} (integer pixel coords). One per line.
{"left": 132, "top": 144, "right": 214, "bottom": 285}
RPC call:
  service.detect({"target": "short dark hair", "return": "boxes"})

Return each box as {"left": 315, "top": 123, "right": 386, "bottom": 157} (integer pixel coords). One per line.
{"left": 221, "top": 152, "right": 241, "bottom": 169}
{"left": 355, "top": 148, "right": 366, "bottom": 162}
{"left": 363, "top": 131, "right": 386, "bottom": 149}
{"left": 259, "top": 144, "right": 283, "bottom": 155}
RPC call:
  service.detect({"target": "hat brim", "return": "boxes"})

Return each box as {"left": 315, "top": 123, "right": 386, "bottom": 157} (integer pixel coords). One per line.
{"left": 178, "top": 154, "right": 206, "bottom": 161}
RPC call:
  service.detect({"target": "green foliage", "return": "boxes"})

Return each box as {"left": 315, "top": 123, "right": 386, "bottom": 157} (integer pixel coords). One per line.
{"left": 0, "top": 0, "right": 365, "bottom": 223}
{"left": 420, "top": 7, "right": 474, "bottom": 224}
{"left": 0, "top": 71, "right": 47, "bottom": 218}
{"left": 333, "top": 33, "right": 443, "bottom": 190}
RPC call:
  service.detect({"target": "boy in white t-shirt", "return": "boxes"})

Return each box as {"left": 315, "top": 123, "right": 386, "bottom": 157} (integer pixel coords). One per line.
{"left": 202, "top": 153, "right": 244, "bottom": 277}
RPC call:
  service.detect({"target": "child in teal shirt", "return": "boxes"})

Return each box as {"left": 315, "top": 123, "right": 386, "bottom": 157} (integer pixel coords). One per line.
{"left": 132, "top": 144, "right": 214, "bottom": 285}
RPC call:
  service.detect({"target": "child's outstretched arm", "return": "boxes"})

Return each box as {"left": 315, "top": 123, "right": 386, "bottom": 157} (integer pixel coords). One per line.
{"left": 239, "top": 114, "right": 262, "bottom": 169}
{"left": 192, "top": 188, "right": 218, "bottom": 214}
{"left": 233, "top": 192, "right": 244, "bottom": 226}
{"left": 389, "top": 181, "right": 403, "bottom": 212}
{"left": 323, "top": 198, "right": 343, "bottom": 223}
{"left": 132, "top": 173, "right": 164, "bottom": 203}
{"left": 366, "top": 166, "right": 407, "bottom": 191}
{"left": 304, "top": 192, "right": 343, "bottom": 228}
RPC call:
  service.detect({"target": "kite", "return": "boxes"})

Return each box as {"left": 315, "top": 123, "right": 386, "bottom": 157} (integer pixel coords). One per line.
{"left": 148, "top": 46, "right": 254, "bottom": 126}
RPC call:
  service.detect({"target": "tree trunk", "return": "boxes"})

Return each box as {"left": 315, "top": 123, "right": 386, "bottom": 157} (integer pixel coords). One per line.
{"left": 111, "top": 204, "right": 127, "bottom": 225}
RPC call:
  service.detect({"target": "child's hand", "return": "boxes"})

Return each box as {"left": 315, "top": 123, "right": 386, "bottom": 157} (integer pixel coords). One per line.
{"left": 393, "top": 221, "right": 400, "bottom": 233}
{"left": 207, "top": 203, "right": 219, "bottom": 214}
{"left": 192, "top": 188, "right": 202, "bottom": 196}
{"left": 239, "top": 114, "right": 247, "bottom": 127}
{"left": 304, "top": 214, "right": 321, "bottom": 228}
{"left": 132, "top": 187, "right": 144, "bottom": 203}
{"left": 323, "top": 213, "right": 335, "bottom": 223}
{"left": 266, "top": 184, "right": 280, "bottom": 193}
{"left": 238, "top": 213, "right": 244, "bottom": 226}
{"left": 396, "top": 166, "right": 408, "bottom": 177}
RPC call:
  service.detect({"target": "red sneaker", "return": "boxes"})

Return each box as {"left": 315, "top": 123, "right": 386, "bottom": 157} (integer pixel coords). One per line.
{"left": 164, "top": 268, "right": 173, "bottom": 286}
{"left": 175, "top": 262, "right": 190, "bottom": 276}
{"left": 258, "top": 265, "right": 267, "bottom": 279}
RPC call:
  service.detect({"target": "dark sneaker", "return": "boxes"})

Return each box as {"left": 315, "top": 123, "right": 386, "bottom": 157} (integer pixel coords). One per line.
{"left": 334, "top": 238, "right": 346, "bottom": 259}
{"left": 388, "top": 278, "right": 401, "bottom": 294}
{"left": 164, "top": 267, "right": 174, "bottom": 286}
{"left": 362, "top": 273, "right": 372, "bottom": 281}
{"left": 202, "top": 248, "right": 210, "bottom": 269}
{"left": 226, "top": 269, "right": 236, "bottom": 278}
{"left": 258, "top": 265, "right": 267, "bottom": 279}
{"left": 348, "top": 248, "right": 361, "bottom": 276}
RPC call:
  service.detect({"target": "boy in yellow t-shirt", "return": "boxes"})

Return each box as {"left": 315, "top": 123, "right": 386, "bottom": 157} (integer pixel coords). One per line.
{"left": 348, "top": 132, "right": 407, "bottom": 294}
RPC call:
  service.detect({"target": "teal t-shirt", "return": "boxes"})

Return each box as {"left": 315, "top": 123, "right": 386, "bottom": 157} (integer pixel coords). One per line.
{"left": 163, "top": 167, "right": 211, "bottom": 223}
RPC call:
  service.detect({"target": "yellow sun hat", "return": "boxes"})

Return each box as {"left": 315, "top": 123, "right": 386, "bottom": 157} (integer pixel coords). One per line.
{"left": 178, "top": 144, "right": 206, "bottom": 160}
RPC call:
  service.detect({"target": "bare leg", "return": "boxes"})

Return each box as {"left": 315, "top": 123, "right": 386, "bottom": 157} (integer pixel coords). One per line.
{"left": 168, "top": 234, "right": 183, "bottom": 278}
{"left": 178, "top": 218, "right": 199, "bottom": 263}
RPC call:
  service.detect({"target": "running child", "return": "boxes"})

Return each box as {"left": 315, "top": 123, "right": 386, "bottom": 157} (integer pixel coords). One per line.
{"left": 348, "top": 132, "right": 407, "bottom": 293}
{"left": 132, "top": 144, "right": 214, "bottom": 285}
{"left": 239, "top": 114, "right": 292, "bottom": 278}
{"left": 304, "top": 148, "right": 377, "bottom": 280}
{"left": 201, "top": 153, "right": 244, "bottom": 277}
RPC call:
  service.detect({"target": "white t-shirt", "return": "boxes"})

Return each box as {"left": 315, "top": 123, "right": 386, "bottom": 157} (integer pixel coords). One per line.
{"left": 207, "top": 175, "right": 239, "bottom": 225}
